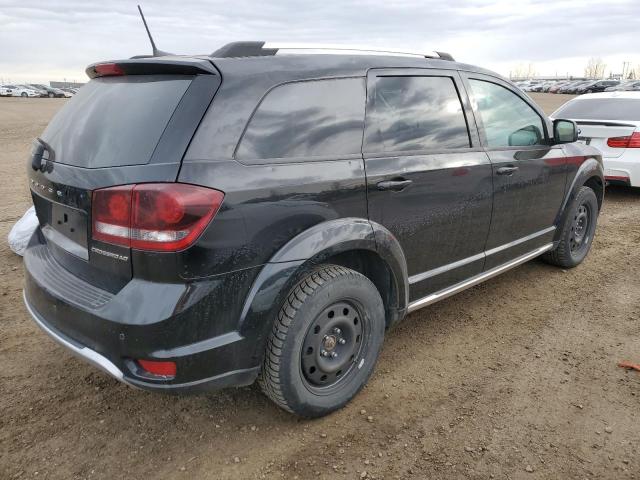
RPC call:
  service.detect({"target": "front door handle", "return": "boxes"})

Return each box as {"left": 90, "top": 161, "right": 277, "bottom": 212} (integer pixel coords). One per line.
{"left": 496, "top": 166, "right": 519, "bottom": 176}
{"left": 377, "top": 179, "right": 413, "bottom": 191}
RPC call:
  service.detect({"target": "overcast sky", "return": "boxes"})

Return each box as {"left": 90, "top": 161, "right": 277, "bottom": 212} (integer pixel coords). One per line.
{"left": 1, "top": 0, "right": 639, "bottom": 84}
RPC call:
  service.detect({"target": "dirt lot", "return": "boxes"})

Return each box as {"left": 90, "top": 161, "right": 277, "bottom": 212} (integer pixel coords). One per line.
{"left": 1, "top": 93, "right": 639, "bottom": 480}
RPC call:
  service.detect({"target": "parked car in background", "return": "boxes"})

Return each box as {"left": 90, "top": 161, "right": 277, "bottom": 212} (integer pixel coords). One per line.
{"left": 576, "top": 80, "right": 620, "bottom": 94}
{"left": 23, "top": 43, "right": 604, "bottom": 417}
{"left": 605, "top": 80, "right": 640, "bottom": 92}
{"left": 8, "top": 85, "right": 41, "bottom": 97}
{"left": 561, "top": 81, "right": 591, "bottom": 94}
{"left": 59, "top": 88, "right": 76, "bottom": 97}
{"left": 0, "top": 85, "right": 16, "bottom": 96}
{"left": 20, "top": 85, "right": 48, "bottom": 97}
{"left": 552, "top": 91, "right": 640, "bottom": 187}
{"left": 549, "top": 81, "right": 573, "bottom": 94}
{"left": 29, "top": 84, "right": 66, "bottom": 98}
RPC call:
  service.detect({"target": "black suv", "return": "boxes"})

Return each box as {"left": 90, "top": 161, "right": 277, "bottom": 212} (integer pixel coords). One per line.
{"left": 23, "top": 42, "right": 604, "bottom": 417}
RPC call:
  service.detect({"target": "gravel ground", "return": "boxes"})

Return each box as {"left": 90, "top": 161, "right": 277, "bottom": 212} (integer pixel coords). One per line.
{"left": 0, "top": 93, "right": 638, "bottom": 480}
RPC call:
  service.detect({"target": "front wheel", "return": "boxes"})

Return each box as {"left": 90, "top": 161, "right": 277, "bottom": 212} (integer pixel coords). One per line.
{"left": 543, "top": 186, "right": 598, "bottom": 268}
{"left": 259, "top": 265, "right": 385, "bottom": 417}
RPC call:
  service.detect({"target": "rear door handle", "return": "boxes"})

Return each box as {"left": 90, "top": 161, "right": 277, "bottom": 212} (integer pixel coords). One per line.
{"left": 496, "top": 166, "right": 519, "bottom": 176}
{"left": 377, "top": 179, "right": 413, "bottom": 191}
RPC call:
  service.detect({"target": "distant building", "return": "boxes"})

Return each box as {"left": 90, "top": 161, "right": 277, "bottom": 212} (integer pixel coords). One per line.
{"left": 50, "top": 81, "right": 85, "bottom": 89}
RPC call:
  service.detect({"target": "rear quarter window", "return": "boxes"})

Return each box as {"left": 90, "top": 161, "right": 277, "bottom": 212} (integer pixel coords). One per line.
{"left": 235, "top": 78, "right": 366, "bottom": 162}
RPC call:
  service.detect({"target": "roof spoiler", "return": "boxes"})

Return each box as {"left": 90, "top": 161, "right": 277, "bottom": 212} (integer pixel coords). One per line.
{"left": 85, "top": 57, "right": 218, "bottom": 79}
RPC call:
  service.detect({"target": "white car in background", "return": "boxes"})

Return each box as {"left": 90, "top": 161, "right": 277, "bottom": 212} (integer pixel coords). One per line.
{"left": 6, "top": 85, "right": 41, "bottom": 97}
{"left": 552, "top": 91, "right": 640, "bottom": 187}
{"left": 0, "top": 85, "right": 15, "bottom": 96}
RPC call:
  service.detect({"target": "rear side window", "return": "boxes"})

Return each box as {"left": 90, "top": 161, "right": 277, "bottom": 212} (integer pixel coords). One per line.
{"left": 40, "top": 75, "right": 192, "bottom": 168}
{"left": 468, "top": 79, "right": 545, "bottom": 148}
{"left": 236, "top": 78, "right": 365, "bottom": 161}
{"left": 364, "top": 76, "right": 470, "bottom": 153}
{"left": 553, "top": 98, "right": 640, "bottom": 121}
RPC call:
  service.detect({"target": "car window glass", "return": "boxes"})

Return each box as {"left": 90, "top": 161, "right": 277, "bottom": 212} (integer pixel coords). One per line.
{"left": 364, "top": 76, "right": 470, "bottom": 152}
{"left": 553, "top": 98, "right": 640, "bottom": 121}
{"left": 236, "top": 78, "right": 365, "bottom": 161}
{"left": 469, "top": 79, "right": 545, "bottom": 148}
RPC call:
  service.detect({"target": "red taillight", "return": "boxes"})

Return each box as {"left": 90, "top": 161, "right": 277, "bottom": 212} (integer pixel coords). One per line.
{"left": 607, "top": 131, "right": 640, "bottom": 148}
{"left": 93, "top": 63, "right": 124, "bottom": 77}
{"left": 92, "top": 183, "right": 224, "bottom": 252}
{"left": 137, "top": 359, "right": 177, "bottom": 377}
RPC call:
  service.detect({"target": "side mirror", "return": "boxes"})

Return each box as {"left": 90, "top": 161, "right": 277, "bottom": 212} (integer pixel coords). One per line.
{"left": 553, "top": 119, "right": 578, "bottom": 144}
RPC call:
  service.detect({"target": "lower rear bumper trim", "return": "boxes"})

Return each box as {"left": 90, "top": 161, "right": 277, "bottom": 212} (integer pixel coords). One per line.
{"left": 23, "top": 289, "right": 127, "bottom": 382}
{"left": 23, "top": 290, "right": 261, "bottom": 392}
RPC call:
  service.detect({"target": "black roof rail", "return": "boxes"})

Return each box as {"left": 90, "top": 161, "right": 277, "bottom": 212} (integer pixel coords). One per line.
{"left": 211, "top": 41, "right": 278, "bottom": 58}
{"left": 210, "top": 41, "right": 455, "bottom": 61}
{"left": 434, "top": 51, "right": 455, "bottom": 61}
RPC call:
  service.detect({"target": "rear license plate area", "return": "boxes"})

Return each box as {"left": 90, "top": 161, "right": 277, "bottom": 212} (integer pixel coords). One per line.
{"left": 50, "top": 202, "right": 88, "bottom": 248}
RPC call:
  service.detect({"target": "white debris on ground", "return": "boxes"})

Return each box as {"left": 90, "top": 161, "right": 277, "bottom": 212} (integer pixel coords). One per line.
{"left": 8, "top": 206, "right": 37, "bottom": 256}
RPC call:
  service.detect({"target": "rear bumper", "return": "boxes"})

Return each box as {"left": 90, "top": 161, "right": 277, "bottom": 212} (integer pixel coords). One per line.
{"left": 604, "top": 154, "right": 639, "bottom": 187}
{"left": 23, "top": 237, "right": 263, "bottom": 393}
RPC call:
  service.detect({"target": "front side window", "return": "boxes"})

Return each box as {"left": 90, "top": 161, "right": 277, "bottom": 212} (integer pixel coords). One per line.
{"left": 364, "top": 76, "right": 470, "bottom": 153}
{"left": 468, "top": 79, "right": 546, "bottom": 148}
{"left": 236, "top": 78, "right": 365, "bottom": 161}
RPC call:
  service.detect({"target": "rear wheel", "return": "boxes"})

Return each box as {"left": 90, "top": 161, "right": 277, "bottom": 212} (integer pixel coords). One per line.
{"left": 20, "top": 92, "right": 27, "bottom": 97}
{"left": 543, "top": 186, "right": 598, "bottom": 268}
{"left": 259, "top": 265, "right": 385, "bottom": 417}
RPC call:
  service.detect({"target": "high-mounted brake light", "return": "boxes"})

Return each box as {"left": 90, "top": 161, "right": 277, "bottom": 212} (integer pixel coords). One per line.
{"left": 93, "top": 63, "right": 125, "bottom": 77}
{"left": 92, "top": 183, "right": 224, "bottom": 252}
{"left": 607, "top": 131, "right": 640, "bottom": 149}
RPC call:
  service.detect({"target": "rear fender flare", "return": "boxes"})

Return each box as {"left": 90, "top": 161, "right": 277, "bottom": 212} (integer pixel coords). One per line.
{"left": 555, "top": 155, "right": 604, "bottom": 241}
{"left": 237, "top": 218, "right": 409, "bottom": 364}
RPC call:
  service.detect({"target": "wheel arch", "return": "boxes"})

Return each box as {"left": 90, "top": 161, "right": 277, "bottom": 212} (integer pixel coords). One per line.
{"left": 237, "top": 218, "right": 409, "bottom": 366}
{"left": 584, "top": 175, "right": 604, "bottom": 210}
{"left": 554, "top": 156, "right": 604, "bottom": 242}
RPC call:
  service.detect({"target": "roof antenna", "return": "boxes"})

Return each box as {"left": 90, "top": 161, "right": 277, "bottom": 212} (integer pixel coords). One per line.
{"left": 137, "top": 5, "right": 172, "bottom": 56}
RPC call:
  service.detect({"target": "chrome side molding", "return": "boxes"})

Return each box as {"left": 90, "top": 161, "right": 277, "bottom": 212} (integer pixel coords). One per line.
{"left": 407, "top": 243, "right": 554, "bottom": 313}
{"left": 408, "top": 226, "right": 556, "bottom": 285}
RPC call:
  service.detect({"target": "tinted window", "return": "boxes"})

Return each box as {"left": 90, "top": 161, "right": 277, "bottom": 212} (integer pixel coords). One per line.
{"left": 553, "top": 98, "right": 640, "bottom": 121}
{"left": 41, "top": 75, "right": 192, "bottom": 168}
{"left": 469, "top": 79, "right": 545, "bottom": 148}
{"left": 236, "top": 78, "right": 365, "bottom": 161}
{"left": 364, "top": 76, "right": 470, "bottom": 152}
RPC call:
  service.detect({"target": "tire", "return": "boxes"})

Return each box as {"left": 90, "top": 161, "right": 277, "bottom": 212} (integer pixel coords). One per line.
{"left": 259, "top": 265, "right": 385, "bottom": 417}
{"left": 543, "top": 186, "right": 598, "bottom": 268}
{"left": 21, "top": 92, "right": 27, "bottom": 97}
{"left": 48, "top": 92, "right": 54, "bottom": 98}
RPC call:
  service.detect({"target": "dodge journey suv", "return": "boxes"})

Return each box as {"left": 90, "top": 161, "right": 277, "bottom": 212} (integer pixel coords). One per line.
{"left": 23, "top": 42, "right": 604, "bottom": 417}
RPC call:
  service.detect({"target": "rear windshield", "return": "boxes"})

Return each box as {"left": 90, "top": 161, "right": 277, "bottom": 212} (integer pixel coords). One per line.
{"left": 40, "top": 75, "right": 192, "bottom": 168}
{"left": 554, "top": 98, "right": 640, "bottom": 121}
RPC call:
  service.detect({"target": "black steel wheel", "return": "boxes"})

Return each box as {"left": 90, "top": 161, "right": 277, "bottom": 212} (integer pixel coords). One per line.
{"left": 569, "top": 203, "right": 591, "bottom": 255}
{"left": 301, "top": 300, "right": 365, "bottom": 391}
{"left": 259, "top": 265, "right": 385, "bottom": 417}
{"left": 543, "top": 186, "right": 598, "bottom": 268}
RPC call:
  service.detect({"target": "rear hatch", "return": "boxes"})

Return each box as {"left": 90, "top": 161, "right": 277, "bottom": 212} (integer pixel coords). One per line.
{"left": 553, "top": 97, "right": 640, "bottom": 158}
{"left": 28, "top": 58, "right": 220, "bottom": 292}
